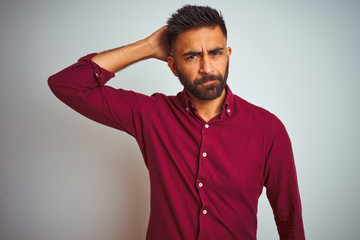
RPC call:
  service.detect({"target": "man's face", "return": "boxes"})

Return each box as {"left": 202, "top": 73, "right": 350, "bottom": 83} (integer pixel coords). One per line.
{"left": 168, "top": 26, "right": 231, "bottom": 101}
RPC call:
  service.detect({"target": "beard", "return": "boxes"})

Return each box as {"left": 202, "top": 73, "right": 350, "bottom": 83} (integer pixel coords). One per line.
{"left": 176, "top": 61, "right": 229, "bottom": 101}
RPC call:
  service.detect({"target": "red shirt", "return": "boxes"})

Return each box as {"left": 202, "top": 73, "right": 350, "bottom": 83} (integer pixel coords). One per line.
{"left": 48, "top": 54, "right": 305, "bottom": 240}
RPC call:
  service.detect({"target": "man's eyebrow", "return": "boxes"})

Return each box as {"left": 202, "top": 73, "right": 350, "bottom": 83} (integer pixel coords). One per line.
{"left": 183, "top": 47, "right": 224, "bottom": 56}
{"left": 183, "top": 51, "right": 201, "bottom": 56}
{"left": 208, "top": 47, "right": 224, "bottom": 53}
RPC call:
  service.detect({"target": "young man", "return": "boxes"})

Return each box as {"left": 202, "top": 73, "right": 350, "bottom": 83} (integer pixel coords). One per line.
{"left": 49, "top": 5, "right": 305, "bottom": 240}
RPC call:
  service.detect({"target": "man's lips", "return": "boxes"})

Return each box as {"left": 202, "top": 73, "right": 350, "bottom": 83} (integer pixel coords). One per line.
{"left": 194, "top": 75, "right": 222, "bottom": 86}
{"left": 201, "top": 79, "right": 217, "bottom": 85}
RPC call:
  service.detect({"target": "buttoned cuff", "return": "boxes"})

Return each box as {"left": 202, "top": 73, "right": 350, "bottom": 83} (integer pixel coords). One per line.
{"left": 78, "top": 53, "right": 115, "bottom": 85}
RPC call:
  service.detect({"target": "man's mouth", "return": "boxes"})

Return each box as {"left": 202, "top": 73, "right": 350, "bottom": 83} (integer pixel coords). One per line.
{"left": 197, "top": 75, "right": 220, "bottom": 84}
{"left": 200, "top": 79, "right": 217, "bottom": 85}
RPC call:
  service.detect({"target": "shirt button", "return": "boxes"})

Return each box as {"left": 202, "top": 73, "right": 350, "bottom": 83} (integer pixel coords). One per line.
{"left": 198, "top": 182, "right": 203, "bottom": 188}
{"left": 227, "top": 109, "right": 231, "bottom": 113}
{"left": 186, "top": 107, "right": 189, "bottom": 112}
{"left": 202, "top": 152, "right": 207, "bottom": 157}
{"left": 202, "top": 210, "right": 208, "bottom": 215}
{"left": 204, "top": 124, "right": 209, "bottom": 128}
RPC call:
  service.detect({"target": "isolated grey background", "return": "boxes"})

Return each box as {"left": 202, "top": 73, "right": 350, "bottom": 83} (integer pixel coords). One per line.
{"left": 1, "top": 0, "right": 359, "bottom": 239}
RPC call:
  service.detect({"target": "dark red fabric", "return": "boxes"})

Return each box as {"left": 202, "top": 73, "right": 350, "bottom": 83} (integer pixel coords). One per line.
{"left": 48, "top": 54, "right": 305, "bottom": 240}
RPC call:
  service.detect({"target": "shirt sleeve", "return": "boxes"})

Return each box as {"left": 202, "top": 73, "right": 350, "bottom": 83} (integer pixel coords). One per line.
{"left": 264, "top": 117, "right": 306, "bottom": 240}
{"left": 48, "top": 53, "right": 157, "bottom": 141}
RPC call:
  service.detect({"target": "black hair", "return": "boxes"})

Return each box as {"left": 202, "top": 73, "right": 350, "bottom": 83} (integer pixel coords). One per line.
{"left": 166, "top": 5, "right": 227, "bottom": 49}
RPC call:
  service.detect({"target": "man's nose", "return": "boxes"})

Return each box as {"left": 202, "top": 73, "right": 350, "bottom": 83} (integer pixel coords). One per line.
{"left": 199, "top": 55, "right": 214, "bottom": 74}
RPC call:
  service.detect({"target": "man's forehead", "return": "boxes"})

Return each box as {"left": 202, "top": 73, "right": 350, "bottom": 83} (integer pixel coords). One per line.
{"left": 174, "top": 26, "right": 227, "bottom": 53}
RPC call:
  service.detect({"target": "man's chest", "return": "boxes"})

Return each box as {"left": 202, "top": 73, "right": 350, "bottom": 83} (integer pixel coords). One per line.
{"left": 145, "top": 111, "right": 271, "bottom": 193}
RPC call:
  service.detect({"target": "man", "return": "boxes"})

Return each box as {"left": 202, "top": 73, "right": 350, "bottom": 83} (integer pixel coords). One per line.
{"left": 49, "top": 5, "right": 305, "bottom": 240}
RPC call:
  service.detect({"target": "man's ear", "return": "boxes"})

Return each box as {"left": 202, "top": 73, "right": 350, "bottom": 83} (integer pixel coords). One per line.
{"left": 167, "top": 55, "right": 178, "bottom": 77}
{"left": 227, "top": 46, "right": 232, "bottom": 57}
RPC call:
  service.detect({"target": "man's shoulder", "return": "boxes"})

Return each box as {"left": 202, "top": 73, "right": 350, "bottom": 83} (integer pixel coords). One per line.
{"left": 150, "top": 92, "right": 176, "bottom": 102}
{"left": 232, "top": 94, "right": 283, "bottom": 126}
{"left": 150, "top": 91, "right": 185, "bottom": 104}
{"left": 233, "top": 95, "right": 274, "bottom": 117}
{"left": 234, "top": 94, "right": 289, "bottom": 136}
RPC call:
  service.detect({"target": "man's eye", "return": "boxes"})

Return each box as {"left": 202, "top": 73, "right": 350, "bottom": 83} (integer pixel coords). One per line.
{"left": 212, "top": 51, "right": 222, "bottom": 56}
{"left": 186, "top": 55, "right": 198, "bottom": 60}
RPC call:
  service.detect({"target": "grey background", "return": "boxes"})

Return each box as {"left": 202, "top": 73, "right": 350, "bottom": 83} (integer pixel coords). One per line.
{"left": 1, "top": 0, "right": 359, "bottom": 239}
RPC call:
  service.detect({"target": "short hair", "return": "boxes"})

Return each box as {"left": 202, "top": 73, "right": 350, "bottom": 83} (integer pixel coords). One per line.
{"left": 166, "top": 5, "right": 227, "bottom": 49}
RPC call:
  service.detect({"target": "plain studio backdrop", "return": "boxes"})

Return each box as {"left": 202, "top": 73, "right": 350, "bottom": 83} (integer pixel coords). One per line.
{"left": 0, "top": 0, "right": 359, "bottom": 239}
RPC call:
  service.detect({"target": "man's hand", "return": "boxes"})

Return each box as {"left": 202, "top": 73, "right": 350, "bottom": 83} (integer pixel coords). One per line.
{"left": 145, "top": 25, "right": 170, "bottom": 62}
{"left": 92, "top": 26, "right": 170, "bottom": 73}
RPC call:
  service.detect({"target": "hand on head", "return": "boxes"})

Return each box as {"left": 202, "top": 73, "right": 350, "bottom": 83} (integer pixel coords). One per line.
{"left": 146, "top": 25, "right": 170, "bottom": 62}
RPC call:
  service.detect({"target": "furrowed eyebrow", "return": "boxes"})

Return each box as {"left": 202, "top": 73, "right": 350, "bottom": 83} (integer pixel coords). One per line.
{"left": 183, "top": 51, "right": 201, "bottom": 56}
{"left": 208, "top": 47, "right": 224, "bottom": 54}
{"left": 183, "top": 47, "right": 224, "bottom": 56}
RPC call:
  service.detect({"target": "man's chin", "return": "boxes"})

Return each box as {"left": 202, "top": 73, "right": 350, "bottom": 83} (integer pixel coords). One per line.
{"left": 194, "top": 86, "right": 224, "bottom": 101}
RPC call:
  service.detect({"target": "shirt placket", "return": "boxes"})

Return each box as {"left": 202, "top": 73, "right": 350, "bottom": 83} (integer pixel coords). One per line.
{"left": 197, "top": 122, "right": 211, "bottom": 239}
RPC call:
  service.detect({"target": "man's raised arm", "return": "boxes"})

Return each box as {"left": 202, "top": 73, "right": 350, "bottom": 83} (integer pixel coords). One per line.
{"left": 48, "top": 26, "right": 169, "bottom": 136}
{"left": 91, "top": 26, "right": 169, "bottom": 73}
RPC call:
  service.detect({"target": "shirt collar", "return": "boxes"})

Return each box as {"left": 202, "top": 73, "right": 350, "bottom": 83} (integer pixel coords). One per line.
{"left": 223, "top": 85, "right": 233, "bottom": 118}
{"left": 179, "top": 84, "right": 234, "bottom": 118}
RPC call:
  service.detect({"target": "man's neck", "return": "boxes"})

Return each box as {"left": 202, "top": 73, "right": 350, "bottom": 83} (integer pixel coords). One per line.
{"left": 187, "top": 89, "right": 227, "bottom": 122}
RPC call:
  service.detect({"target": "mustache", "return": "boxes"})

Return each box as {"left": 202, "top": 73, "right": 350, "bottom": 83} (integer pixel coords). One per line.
{"left": 194, "top": 74, "right": 223, "bottom": 85}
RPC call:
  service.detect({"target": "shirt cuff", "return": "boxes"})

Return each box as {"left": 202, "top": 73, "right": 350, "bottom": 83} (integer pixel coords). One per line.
{"left": 78, "top": 53, "right": 115, "bottom": 85}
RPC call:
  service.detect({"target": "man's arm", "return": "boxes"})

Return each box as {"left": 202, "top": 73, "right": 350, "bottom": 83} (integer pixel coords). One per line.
{"left": 91, "top": 25, "right": 169, "bottom": 73}
{"left": 264, "top": 117, "right": 305, "bottom": 240}
{"left": 48, "top": 26, "right": 169, "bottom": 137}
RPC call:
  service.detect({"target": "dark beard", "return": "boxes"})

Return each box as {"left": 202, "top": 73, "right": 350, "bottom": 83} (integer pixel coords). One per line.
{"left": 176, "top": 61, "right": 229, "bottom": 101}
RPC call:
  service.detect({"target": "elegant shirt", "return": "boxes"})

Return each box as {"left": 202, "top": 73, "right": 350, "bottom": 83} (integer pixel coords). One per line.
{"left": 48, "top": 53, "right": 305, "bottom": 240}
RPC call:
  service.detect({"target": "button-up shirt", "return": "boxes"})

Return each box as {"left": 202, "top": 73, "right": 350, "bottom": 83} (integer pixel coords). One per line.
{"left": 48, "top": 54, "right": 305, "bottom": 240}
